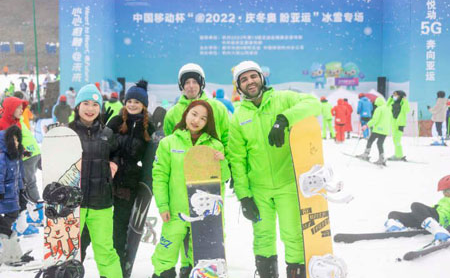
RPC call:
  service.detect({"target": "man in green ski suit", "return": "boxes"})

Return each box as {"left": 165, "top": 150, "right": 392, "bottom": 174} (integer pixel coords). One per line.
{"left": 163, "top": 63, "right": 230, "bottom": 147}
{"left": 162, "top": 63, "right": 230, "bottom": 276}
{"left": 227, "top": 60, "right": 321, "bottom": 278}
{"left": 386, "top": 90, "right": 410, "bottom": 160}
{"left": 320, "top": 96, "right": 335, "bottom": 139}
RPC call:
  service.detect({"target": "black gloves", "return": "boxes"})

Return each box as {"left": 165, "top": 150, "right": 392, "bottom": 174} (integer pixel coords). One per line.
{"left": 399, "top": 126, "right": 405, "bottom": 132}
{"left": 23, "top": 150, "right": 32, "bottom": 158}
{"left": 268, "top": 114, "right": 289, "bottom": 148}
{"left": 240, "top": 197, "right": 260, "bottom": 223}
{"left": 103, "top": 106, "right": 113, "bottom": 123}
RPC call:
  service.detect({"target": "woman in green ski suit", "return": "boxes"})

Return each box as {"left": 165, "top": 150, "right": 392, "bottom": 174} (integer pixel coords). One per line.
{"left": 151, "top": 100, "right": 230, "bottom": 278}
{"left": 386, "top": 90, "right": 410, "bottom": 160}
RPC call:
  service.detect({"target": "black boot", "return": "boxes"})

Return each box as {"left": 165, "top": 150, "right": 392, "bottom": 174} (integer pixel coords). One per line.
{"left": 255, "top": 255, "right": 279, "bottom": 278}
{"left": 179, "top": 265, "right": 192, "bottom": 278}
{"left": 286, "top": 263, "right": 306, "bottom": 278}
{"left": 152, "top": 267, "right": 176, "bottom": 278}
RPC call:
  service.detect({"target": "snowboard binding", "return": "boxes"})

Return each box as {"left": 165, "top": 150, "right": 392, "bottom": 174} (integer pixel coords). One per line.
{"left": 308, "top": 254, "right": 347, "bottom": 278}
{"left": 36, "top": 259, "right": 85, "bottom": 278}
{"left": 298, "top": 165, "right": 353, "bottom": 203}
{"left": 178, "top": 190, "right": 223, "bottom": 222}
{"left": 191, "top": 259, "right": 227, "bottom": 278}
{"left": 43, "top": 182, "right": 83, "bottom": 219}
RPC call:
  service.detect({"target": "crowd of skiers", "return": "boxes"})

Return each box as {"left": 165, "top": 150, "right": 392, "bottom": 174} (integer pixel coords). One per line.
{"left": 0, "top": 60, "right": 449, "bottom": 278}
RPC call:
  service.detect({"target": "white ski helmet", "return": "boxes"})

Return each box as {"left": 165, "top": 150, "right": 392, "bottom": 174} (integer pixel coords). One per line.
{"left": 178, "top": 63, "right": 206, "bottom": 91}
{"left": 232, "top": 60, "right": 265, "bottom": 88}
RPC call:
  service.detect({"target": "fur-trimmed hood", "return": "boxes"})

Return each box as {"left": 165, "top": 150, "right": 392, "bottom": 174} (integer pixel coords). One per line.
{"left": 0, "top": 125, "right": 23, "bottom": 160}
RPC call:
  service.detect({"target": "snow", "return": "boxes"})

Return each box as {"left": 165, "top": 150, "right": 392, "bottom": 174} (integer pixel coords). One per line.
{"left": 2, "top": 135, "right": 450, "bottom": 277}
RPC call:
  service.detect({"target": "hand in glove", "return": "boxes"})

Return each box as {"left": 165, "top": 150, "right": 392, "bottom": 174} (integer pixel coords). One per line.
{"left": 268, "top": 115, "right": 289, "bottom": 148}
{"left": 102, "top": 106, "right": 114, "bottom": 123}
{"left": 240, "top": 197, "right": 260, "bottom": 223}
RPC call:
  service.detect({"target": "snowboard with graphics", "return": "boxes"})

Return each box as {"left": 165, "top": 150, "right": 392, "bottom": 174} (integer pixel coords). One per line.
{"left": 40, "top": 126, "right": 84, "bottom": 275}
{"left": 290, "top": 117, "right": 334, "bottom": 278}
{"left": 179, "top": 145, "right": 227, "bottom": 278}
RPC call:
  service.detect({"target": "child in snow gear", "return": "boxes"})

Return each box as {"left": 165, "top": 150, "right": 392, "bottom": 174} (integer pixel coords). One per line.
{"left": 342, "top": 99, "right": 353, "bottom": 139}
{"left": 320, "top": 97, "right": 335, "bottom": 139}
{"left": 385, "top": 175, "right": 450, "bottom": 241}
{"left": 107, "top": 80, "right": 155, "bottom": 277}
{"left": 428, "top": 91, "right": 447, "bottom": 145}
{"left": 357, "top": 97, "right": 391, "bottom": 165}
{"left": 68, "top": 84, "right": 122, "bottom": 278}
{"left": 332, "top": 99, "right": 349, "bottom": 143}
{"left": 386, "top": 90, "right": 410, "bottom": 160}
{"left": 0, "top": 125, "right": 30, "bottom": 264}
{"left": 151, "top": 100, "right": 230, "bottom": 277}
{"left": 356, "top": 93, "right": 373, "bottom": 139}
{"left": 228, "top": 60, "right": 321, "bottom": 278}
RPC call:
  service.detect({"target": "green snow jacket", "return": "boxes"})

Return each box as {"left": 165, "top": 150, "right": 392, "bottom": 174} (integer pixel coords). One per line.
{"left": 163, "top": 92, "right": 230, "bottom": 146}
{"left": 20, "top": 118, "right": 40, "bottom": 161}
{"left": 104, "top": 100, "right": 123, "bottom": 123}
{"left": 437, "top": 197, "right": 450, "bottom": 229}
{"left": 227, "top": 88, "right": 321, "bottom": 200}
{"left": 152, "top": 129, "right": 230, "bottom": 215}
{"left": 387, "top": 96, "right": 410, "bottom": 127}
{"left": 321, "top": 101, "right": 333, "bottom": 120}
{"left": 367, "top": 97, "right": 391, "bottom": 136}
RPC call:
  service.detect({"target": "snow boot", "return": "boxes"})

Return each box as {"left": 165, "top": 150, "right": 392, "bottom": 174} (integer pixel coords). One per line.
{"left": 309, "top": 254, "right": 347, "bottom": 278}
{"left": 286, "top": 263, "right": 306, "bottom": 278}
{"left": 255, "top": 255, "right": 279, "bottom": 278}
{"left": 374, "top": 153, "right": 385, "bottom": 165}
{"left": 384, "top": 219, "right": 406, "bottom": 232}
{"left": 12, "top": 222, "right": 39, "bottom": 237}
{"left": 421, "top": 217, "right": 450, "bottom": 242}
{"left": 387, "top": 155, "right": 403, "bottom": 161}
{"left": 0, "top": 233, "right": 23, "bottom": 264}
{"left": 179, "top": 265, "right": 192, "bottom": 278}
{"left": 356, "top": 148, "right": 370, "bottom": 160}
{"left": 152, "top": 267, "right": 176, "bottom": 278}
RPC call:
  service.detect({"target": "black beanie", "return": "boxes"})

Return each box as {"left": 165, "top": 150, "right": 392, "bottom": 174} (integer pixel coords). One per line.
{"left": 125, "top": 80, "right": 148, "bottom": 107}
{"left": 180, "top": 72, "right": 203, "bottom": 89}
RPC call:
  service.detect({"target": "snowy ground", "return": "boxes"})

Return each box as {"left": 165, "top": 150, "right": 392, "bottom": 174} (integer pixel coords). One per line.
{"left": 2, "top": 135, "right": 450, "bottom": 278}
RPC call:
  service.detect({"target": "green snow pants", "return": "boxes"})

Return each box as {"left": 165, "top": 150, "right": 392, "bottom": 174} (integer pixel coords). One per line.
{"left": 392, "top": 122, "right": 405, "bottom": 158}
{"left": 322, "top": 119, "right": 335, "bottom": 139}
{"left": 251, "top": 183, "right": 305, "bottom": 264}
{"left": 152, "top": 216, "right": 193, "bottom": 275}
{"left": 80, "top": 207, "right": 122, "bottom": 278}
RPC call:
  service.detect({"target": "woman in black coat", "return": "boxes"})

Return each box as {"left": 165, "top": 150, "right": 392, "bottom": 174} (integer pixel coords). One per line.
{"left": 107, "top": 80, "right": 155, "bottom": 277}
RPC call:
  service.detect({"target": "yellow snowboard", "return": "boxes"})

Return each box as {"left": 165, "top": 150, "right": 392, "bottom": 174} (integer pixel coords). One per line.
{"left": 290, "top": 116, "right": 332, "bottom": 277}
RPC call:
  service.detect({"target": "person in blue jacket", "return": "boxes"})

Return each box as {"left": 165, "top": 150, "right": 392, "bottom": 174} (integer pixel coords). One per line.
{"left": 0, "top": 125, "right": 30, "bottom": 264}
{"left": 214, "top": 88, "right": 234, "bottom": 114}
{"left": 357, "top": 93, "right": 373, "bottom": 139}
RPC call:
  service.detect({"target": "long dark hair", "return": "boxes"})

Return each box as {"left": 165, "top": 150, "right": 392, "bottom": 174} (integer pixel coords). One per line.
{"left": 173, "top": 100, "right": 218, "bottom": 140}
{"left": 4, "top": 125, "right": 24, "bottom": 160}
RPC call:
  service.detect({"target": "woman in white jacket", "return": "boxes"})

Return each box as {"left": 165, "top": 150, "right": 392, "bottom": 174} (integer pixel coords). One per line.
{"left": 428, "top": 91, "right": 447, "bottom": 140}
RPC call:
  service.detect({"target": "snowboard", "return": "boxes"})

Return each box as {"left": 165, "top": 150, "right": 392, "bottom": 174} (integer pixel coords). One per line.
{"left": 40, "top": 126, "right": 83, "bottom": 274}
{"left": 180, "top": 145, "right": 227, "bottom": 277}
{"left": 123, "top": 181, "right": 153, "bottom": 278}
{"left": 290, "top": 117, "right": 333, "bottom": 278}
{"left": 334, "top": 229, "right": 429, "bottom": 243}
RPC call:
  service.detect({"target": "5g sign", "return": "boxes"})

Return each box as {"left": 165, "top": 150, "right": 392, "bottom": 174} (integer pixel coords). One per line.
{"left": 421, "top": 21, "right": 442, "bottom": 35}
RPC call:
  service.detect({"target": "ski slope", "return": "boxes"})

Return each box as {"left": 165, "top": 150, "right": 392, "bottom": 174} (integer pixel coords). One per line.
{"left": 1, "top": 135, "right": 450, "bottom": 277}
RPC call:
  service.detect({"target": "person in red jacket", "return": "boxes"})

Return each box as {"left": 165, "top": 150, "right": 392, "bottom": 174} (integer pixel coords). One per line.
{"left": 332, "top": 99, "right": 349, "bottom": 143}
{"left": 28, "top": 80, "right": 35, "bottom": 101}
{"left": 0, "top": 97, "right": 28, "bottom": 131}
{"left": 343, "top": 98, "right": 353, "bottom": 139}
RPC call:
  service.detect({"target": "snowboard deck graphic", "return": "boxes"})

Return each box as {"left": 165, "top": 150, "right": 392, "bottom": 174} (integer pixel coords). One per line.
{"left": 183, "top": 145, "right": 227, "bottom": 277}
{"left": 41, "top": 127, "right": 82, "bottom": 270}
{"left": 290, "top": 117, "right": 332, "bottom": 278}
{"left": 123, "top": 182, "right": 153, "bottom": 278}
